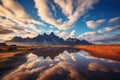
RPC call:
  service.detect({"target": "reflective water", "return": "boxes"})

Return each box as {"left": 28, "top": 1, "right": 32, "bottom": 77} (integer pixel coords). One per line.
{"left": 1, "top": 48, "right": 120, "bottom": 80}
{"left": 32, "top": 47, "right": 80, "bottom": 58}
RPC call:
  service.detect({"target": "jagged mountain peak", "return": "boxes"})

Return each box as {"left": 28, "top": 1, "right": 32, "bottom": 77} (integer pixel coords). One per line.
{"left": 49, "top": 32, "right": 54, "bottom": 35}
{"left": 7, "top": 32, "right": 91, "bottom": 46}
{"left": 43, "top": 33, "right": 48, "bottom": 36}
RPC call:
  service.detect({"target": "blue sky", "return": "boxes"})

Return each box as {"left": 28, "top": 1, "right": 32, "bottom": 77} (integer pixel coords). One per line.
{"left": 0, "top": 0, "right": 120, "bottom": 43}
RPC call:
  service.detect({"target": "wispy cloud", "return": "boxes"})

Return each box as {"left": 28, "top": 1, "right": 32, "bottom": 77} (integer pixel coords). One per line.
{"left": 34, "top": 0, "right": 99, "bottom": 30}
{"left": 1, "top": 0, "right": 44, "bottom": 25}
{"left": 108, "top": 17, "right": 120, "bottom": 24}
{"left": 97, "top": 25, "right": 120, "bottom": 34}
{"left": 94, "top": 34, "right": 120, "bottom": 43}
{"left": 78, "top": 25, "right": 120, "bottom": 43}
{"left": 0, "top": 26, "right": 14, "bottom": 35}
{"left": 54, "top": 0, "right": 73, "bottom": 16}
{"left": 86, "top": 19, "right": 106, "bottom": 29}
{"left": 78, "top": 31, "right": 97, "bottom": 39}
{"left": 0, "top": 0, "right": 45, "bottom": 41}
{"left": 56, "top": 29, "right": 76, "bottom": 39}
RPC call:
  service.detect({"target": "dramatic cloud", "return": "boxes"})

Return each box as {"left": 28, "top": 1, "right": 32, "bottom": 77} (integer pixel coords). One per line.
{"left": 37, "top": 62, "right": 84, "bottom": 80}
{"left": 0, "top": 29, "right": 13, "bottom": 35}
{"left": 1, "top": 0, "right": 44, "bottom": 25}
{"left": 0, "top": 26, "right": 14, "bottom": 35}
{"left": 0, "top": 34, "right": 13, "bottom": 42}
{"left": 0, "top": 25, "right": 15, "bottom": 42}
{"left": 56, "top": 29, "right": 76, "bottom": 39}
{"left": 34, "top": 0, "right": 100, "bottom": 30}
{"left": 0, "top": 0, "right": 119, "bottom": 44}
{"left": 0, "top": 0, "right": 45, "bottom": 41}
{"left": 54, "top": 0, "right": 73, "bottom": 16}
{"left": 78, "top": 25, "right": 120, "bottom": 43}
{"left": 2, "top": 50, "right": 120, "bottom": 80}
{"left": 94, "top": 34, "right": 120, "bottom": 43}
{"left": 2, "top": 51, "right": 86, "bottom": 80}
{"left": 1, "top": 0, "right": 30, "bottom": 19}
{"left": 78, "top": 31, "right": 97, "bottom": 39}
{"left": 0, "top": 19, "right": 24, "bottom": 32}
{"left": 0, "top": 18, "right": 40, "bottom": 39}
{"left": 97, "top": 25, "right": 120, "bottom": 34}
{"left": 79, "top": 33, "right": 120, "bottom": 44}
{"left": 86, "top": 19, "right": 105, "bottom": 29}
{"left": 34, "top": 0, "right": 60, "bottom": 27}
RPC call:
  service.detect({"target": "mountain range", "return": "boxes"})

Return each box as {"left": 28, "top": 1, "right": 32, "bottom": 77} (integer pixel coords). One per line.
{"left": 6, "top": 32, "right": 91, "bottom": 46}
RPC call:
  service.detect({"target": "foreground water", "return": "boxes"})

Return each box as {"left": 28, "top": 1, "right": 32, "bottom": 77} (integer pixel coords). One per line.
{"left": 1, "top": 48, "right": 120, "bottom": 80}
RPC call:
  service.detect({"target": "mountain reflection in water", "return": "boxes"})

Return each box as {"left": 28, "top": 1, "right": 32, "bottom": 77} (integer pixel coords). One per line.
{"left": 32, "top": 47, "right": 80, "bottom": 58}
{"left": 2, "top": 48, "right": 120, "bottom": 80}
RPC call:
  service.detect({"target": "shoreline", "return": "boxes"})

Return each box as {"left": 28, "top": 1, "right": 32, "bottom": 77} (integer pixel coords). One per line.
{"left": 74, "top": 44, "right": 120, "bottom": 61}
{"left": 0, "top": 50, "right": 32, "bottom": 79}
{"left": 0, "top": 46, "right": 72, "bottom": 79}
{"left": 1, "top": 44, "right": 120, "bottom": 79}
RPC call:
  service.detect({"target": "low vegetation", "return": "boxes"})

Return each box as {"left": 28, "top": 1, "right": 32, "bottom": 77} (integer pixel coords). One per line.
{"left": 0, "top": 45, "right": 70, "bottom": 64}
{"left": 74, "top": 44, "right": 120, "bottom": 61}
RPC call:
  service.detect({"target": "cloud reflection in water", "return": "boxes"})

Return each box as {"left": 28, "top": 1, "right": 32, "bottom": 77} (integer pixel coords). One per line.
{"left": 2, "top": 50, "right": 120, "bottom": 80}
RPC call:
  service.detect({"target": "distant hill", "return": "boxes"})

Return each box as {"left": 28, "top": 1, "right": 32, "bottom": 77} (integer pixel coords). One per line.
{"left": 0, "top": 43, "right": 7, "bottom": 46}
{"left": 6, "top": 32, "right": 91, "bottom": 46}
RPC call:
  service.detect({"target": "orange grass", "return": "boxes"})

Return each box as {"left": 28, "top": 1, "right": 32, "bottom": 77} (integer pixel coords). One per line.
{"left": 0, "top": 45, "right": 70, "bottom": 64}
{"left": 74, "top": 44, "right": 120, "bottom": 61}
{"left": 0, "top": 51, "right": 24, "bottom": 63}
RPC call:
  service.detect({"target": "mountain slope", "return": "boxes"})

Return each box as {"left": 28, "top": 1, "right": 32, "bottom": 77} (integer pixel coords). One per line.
{"left": 6, "top": 32, "right": 91, "bottom": 46}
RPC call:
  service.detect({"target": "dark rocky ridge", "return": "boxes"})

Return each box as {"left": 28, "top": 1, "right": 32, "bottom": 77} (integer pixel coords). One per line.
{"left": 6, "top": 32, "right": 91, "bottom": 46}
{"left": 0, "top": 43, "right": 7, "bottom": 46}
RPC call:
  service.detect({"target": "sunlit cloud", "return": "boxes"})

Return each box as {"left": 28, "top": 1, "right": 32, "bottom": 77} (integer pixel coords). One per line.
{"left": 0, "top": 0, "right": 119, "bottom": 43}
{"left": 86, "top": 19, "right": 106, "bottom": 29}
{"left": 1, "top": 0, "right": 44, "bottom": 25}
{"left": 0, "top": 26, "right": 14, "bottom": 35}
{"left": 2, "top": 50, "right": 120, "bottom": 80}
{"left": 97, "top": 25, "right": 120, "bottom": 34}
{"left": 56, "top": 29, "right": 76, "bottom": 39}
{"left": 34, "top": 0, "right": 99, "bottom": 30}
{"left": 108, "top": 17, "right": 120, "bottom": 24}
{"left": 54, "top": 0, "right": 73, "bottom": 16}
{"left": 37, "top": 62, "right": 84, "bottom": 80}
{"left": 0, "top": 0, "right": 45, "bottom": 41}
{"left": 78, "top": 25, "right": 120, "bottom": 43}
